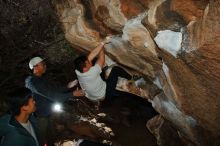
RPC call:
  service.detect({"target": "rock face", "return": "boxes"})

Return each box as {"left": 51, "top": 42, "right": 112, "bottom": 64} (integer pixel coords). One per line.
{"left": 53, "top": 0, "right": 220, "bottom": 145}
{"left": 147, "top": 115, "right": 192, "bottom": 146}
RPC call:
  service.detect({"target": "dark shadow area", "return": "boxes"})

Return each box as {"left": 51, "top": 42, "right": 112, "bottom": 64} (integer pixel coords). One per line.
{"left": 100, "top": 95, "right": 158, "bottom": 146}
{"left": 51, "top": 93, "right": 158, "bottom": 146}
{"left": 0, "top": 0, "right": 78, "bottom": 114}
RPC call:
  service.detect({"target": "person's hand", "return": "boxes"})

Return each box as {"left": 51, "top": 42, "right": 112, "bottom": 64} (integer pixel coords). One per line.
{"left": 73, "top": 88, "right": 85, "bottom": 97}
{"left": 67, "top": 79, "right": 78, "bottom": 88}
{"left": 103, "top": 36, "right": 113, "bottom": 44}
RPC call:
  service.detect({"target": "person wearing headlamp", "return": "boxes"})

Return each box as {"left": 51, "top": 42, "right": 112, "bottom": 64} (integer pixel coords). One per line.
{"left": 25, "top": 56, "right": 84, "bottom": 146}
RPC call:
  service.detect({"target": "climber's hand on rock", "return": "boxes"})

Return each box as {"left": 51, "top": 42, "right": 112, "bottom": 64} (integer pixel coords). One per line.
{"left": 103, "top": 35, "right": 113, "bottom": 44}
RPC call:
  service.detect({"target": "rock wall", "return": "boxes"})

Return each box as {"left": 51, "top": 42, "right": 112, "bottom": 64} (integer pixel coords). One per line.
{"left": 0, "top": 0, "right": 78, "bottom": 103}
{"left": 52, "top": 0, "right": 220, "bottom": 145}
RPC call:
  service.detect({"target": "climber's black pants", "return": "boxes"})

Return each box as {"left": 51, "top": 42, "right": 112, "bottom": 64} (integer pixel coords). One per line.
{"left": 103, "top": 66, "right": 158, "bottom": 117}
{"left": 105, "top": 66, "right": 131, "bottom": 100}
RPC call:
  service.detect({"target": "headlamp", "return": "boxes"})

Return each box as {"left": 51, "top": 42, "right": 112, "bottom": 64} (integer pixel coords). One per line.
{"left": 52, "top": 102, "right": 63, "bottom": 112}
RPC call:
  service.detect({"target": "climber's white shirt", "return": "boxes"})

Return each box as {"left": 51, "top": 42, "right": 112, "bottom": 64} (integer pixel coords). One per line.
{"left": 75, "top": 64, "right": 106, "bottom": 101}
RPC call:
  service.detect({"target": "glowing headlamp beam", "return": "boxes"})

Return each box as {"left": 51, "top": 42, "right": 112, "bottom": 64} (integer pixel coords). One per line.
{"left": 52, "top": 103, "right": 63, "bottom": 112}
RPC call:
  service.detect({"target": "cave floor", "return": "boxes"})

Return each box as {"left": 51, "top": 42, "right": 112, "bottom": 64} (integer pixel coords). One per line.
{"left": 98, "top": 95, "right": 158, "bottom": 146}
{"left": 53, "top": 94, "right": 158, "bottom": 146}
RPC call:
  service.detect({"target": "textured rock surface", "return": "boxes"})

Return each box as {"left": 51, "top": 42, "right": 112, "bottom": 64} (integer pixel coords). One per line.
{"left": 53, "top": 0, "right": 220, "bottom": 145}
{"left": 146, "top": 115, "right": 193, "bottom": 146}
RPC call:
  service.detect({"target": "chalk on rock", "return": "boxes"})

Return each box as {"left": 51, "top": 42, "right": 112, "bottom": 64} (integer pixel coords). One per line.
{"left": 134, "top": 78, "right": 146, "bottom": 86}
{"left": 154, "top": 30, "right": 182, "bottom": 58}
{"left": 90, "top": 118, "right": 97, "bottom": 123}
{"left": 98, "top": 113, "right": 106, "bottom": 117}
{"left": 144, "top": 42, "right": 149, "bottom": 48}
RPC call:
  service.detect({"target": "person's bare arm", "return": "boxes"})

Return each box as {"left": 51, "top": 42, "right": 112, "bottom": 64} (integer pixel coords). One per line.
{"left": 97, "top": 49, "right": 105, "bottom": 69}
{"left": 87, "top": 36, "right": 113, "bottom": 62}
{"left": 87, "top": 42, "right": 105, "bottom": 62}
{"left": 73, "top": 88, "right": 85, "bottom": 97}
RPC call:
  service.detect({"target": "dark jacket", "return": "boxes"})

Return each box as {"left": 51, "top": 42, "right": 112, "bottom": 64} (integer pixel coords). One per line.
{"left": 0, "top": 114, "right": 39, "bottom": 146}
{"left": 25, "top": 75, "right": 73, "bottom": 117}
